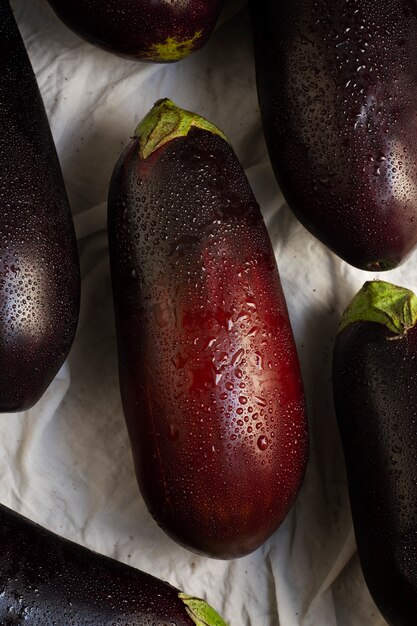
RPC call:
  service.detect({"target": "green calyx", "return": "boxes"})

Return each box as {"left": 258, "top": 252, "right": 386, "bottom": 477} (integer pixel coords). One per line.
{"left": 135, "top": 99, "right": 227, "bottom": 160}
{"left": 339, "top": 280, "right": 417, "bottom": 336}
{"left": 146, "top": 31, "right": 203, "bottom": 62}
{"left": 178, "top": 593, "right": 228, "bottom": 626}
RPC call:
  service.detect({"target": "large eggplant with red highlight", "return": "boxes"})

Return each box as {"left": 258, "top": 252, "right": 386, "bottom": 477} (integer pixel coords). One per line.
{"left": 333, "top": 280, "right": 417, "bottom": 625}
{"left": 0, "top": 502, "right": 225, "bottom": 625}
{"left": 0, "top": 0, "right": 79, "bottom": 412}
{"left": 46, "top": 0, "right": 223, "bottom": 62}
{"left": 108, "top": 99, "right": 308, "bottom": 559}
{"left": 251, "top": 0, "right": 417, "bottom": 270}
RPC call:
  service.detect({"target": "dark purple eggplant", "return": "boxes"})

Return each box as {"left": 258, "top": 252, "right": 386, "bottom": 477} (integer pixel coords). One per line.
{"left": 0, "top": 0, "right": 80, "bottom": 412}
{"left": 46, "top": 0, "right": 223, "bottom": 62}
{"left": 333, "top": 280, "right": 417, "bottom": 625}
{"left": 0, "top": 501, "right": 226, "bottom": 625}
{"left": 108, "top": 99, "right": 308, "bottom": 559}
{"left": 250, "top": 0, "right": 417, "bottom": 270}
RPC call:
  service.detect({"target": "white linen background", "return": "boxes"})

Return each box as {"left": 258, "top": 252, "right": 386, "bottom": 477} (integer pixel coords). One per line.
{"left": 3, "top": 0, "right": 411, "bottom": 623}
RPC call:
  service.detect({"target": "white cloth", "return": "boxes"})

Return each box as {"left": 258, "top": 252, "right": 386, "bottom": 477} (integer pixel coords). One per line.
{"left": 5, "top": 1, "right": 411, "bottom": 623}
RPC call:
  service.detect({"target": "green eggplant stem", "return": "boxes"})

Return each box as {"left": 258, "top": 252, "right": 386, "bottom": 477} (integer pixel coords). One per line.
{"left": 135, "top": 98, "right": 227, "bottom": 159}
{"left": 339, "top": 280, "right": 417, "bottom": 336}
{"left": 178, "top": 593, "right": 228, "bottom": 626}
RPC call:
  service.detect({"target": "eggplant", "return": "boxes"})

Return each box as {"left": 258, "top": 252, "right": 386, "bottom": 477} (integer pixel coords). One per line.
{"left": 0, "top": 0, "right": 80, "bottom": 412}
{"left": 0, "top": 501, "right": 226, "bottom": 625}
{"left": 108, "top": 99, "right": 308, "bottom": 559}
{"left": 333, "top": 280, "right": 417, "bottom": 625}
{"left": 46, "top": 0, "right": 223, "bottom": 62}
{"left": 250, "top": 0, "right": 417, "bottom": 270}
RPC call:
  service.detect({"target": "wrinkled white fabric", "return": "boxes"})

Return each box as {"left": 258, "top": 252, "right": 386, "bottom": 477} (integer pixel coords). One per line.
{"left": 3, "top": 1, "right": 411, "bottom": 623}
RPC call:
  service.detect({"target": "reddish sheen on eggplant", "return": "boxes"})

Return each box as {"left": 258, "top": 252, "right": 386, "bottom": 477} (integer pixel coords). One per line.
{"left": 0, "top": 0, "right": 79, "bottom": 412}
{"left": 251, "top": 0, "right": 417, "bottom": 270}
{"left": 108, "top": 100, "right": 308, "bottom": 559}
{"left": 0, "top": 502, "right": 225, "bottom": 625}
{"left": 333, "top": 281, "right": 417, "bottom": 625}
{"left": 46, "top": 0, "right": 223, "bottom": 62}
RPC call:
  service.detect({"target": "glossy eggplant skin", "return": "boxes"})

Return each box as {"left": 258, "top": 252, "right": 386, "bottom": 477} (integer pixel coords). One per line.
{"left": 46, "top": 0, "right": 223, "bottom": 62}
{"left": 0, "top": 502, "right": 209, "bottom": 625}
{"left": 251, "top": 0, "right": 417, "bottom": 270}
{"left": 0, "top": 0, "right": 80, "bottom": 412}
{"left": 108, "top": 107, "right": 308, "bottom": 559}
{"left": 333, "top": 321, "right": 417, "bottom": 625}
